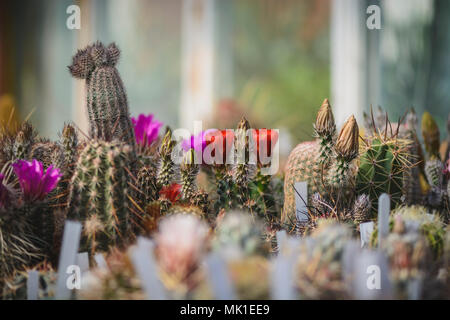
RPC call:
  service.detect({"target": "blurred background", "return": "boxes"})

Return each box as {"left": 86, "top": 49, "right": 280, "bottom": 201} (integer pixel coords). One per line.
{"left": 1, "top": 0, "right": 449, "bottom": 162}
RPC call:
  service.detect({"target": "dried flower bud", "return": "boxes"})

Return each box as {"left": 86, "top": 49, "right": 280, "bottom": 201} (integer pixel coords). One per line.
{"left": 315, "top": 98, "right": 336, "bottom": 137}
{"left": 335, "top": 115, "right": 359, "bottom": 160}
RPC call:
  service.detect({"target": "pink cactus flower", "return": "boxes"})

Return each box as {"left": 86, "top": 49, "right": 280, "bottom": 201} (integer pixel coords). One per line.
{"left": 131, "top": 114, "right": 163, "bottom": 148}
{"left": 12, "top": 159, "right": 62, "bottom": 202}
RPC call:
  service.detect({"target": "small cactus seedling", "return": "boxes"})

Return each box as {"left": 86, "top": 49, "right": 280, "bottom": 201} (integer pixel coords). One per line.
{"left": 67, "top": 140, "right": 134, "bottom": 253}
{"left": 68, "top": 42, "right": 137, "bottom": 153}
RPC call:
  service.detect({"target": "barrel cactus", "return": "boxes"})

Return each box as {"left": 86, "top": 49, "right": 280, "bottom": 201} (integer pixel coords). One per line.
{"left": 356, "top": 136, "right": 411, "bottom": 215}
{"left": 283, "top": 99, "right": 337, "bottom": 222}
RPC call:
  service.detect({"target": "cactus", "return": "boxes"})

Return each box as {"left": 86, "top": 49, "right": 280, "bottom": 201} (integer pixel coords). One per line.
{"left": 425, "top": 159, "right": 444, "bottom": 188}
{"left": 180, "top": 148, "right": 199, "bottom": 201}
{"left": 135, "top": 163, "right": 158, "bottom": 210}
{"left": 352, "top": 194, "right": 371, "bottom": 223}
{"left": 232, "top": 117, "right": 257, "bottom": 209}
{"left": 328, "top": 115, "right": 359, "bottom": 191}
{"left": 314, "top": 99, "right": 337, "bottom": 165}
{"left": 421, "top": 112, "right": 440, "bottom": 159}
{"left": 156, "top": 130, "right": 177, "bottom": 187}
{"left": 213, "top": 165, "right": 237, "bottom": 213}
{"left": 213, "top": 211, "right": 267, "bottom": 258}
{"left": 356, "top": 136, "right": 411, "bottom": 215}
{"left": 53, "top": 123, "right": 79, "bottom": 208}
{"left": 68, "top": 42, "right": 136, "bottom": 153}
{"left": 283, "top": 100, "right": 337, "bottom": 222}
{"left": 402, "top": 109, "right": 424, "bottom": 205}
{"left": 12, "top": 122, "right": 36, "bottom": 161}
{"left": 67, "top": 140, "right": 134, "bottom": 253}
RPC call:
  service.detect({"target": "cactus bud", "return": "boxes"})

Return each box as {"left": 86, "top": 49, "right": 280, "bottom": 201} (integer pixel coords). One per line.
{"left": 315, "top": 98, "right": 336, "bottom": 137}
{"left": 335, "top": 115, "right": 359, "bottom": 161}
{"left": 421, "top": 111, "right": 440, "bottom": 159}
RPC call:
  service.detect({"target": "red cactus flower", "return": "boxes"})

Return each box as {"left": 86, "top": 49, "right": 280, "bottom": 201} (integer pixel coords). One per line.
{"left": 159, "top": 183, "right": 182, "bottom": 203}
{"left": 204, "top": 129, "right": 235, "bottom": 165}
{"left": 252, "top": 129, "right": 279, "bottom": 165}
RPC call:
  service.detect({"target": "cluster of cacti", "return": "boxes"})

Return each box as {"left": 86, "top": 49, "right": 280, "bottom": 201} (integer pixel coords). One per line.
{"left": 2, "top": 41, "right": 449, "bottom": 301}
{"left": 283, "top": 100, "right": 376, "bottom": 227}
{"left": 67, "top": 140, "right": 134, "bottom": 254}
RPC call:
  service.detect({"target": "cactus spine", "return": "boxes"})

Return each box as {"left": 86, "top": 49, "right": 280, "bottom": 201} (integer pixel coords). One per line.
{"left": 67, "top": 141, "right": 133, "bottom": 253}
{"left": 68, "top": 42, "right": 137, "bottom": 153}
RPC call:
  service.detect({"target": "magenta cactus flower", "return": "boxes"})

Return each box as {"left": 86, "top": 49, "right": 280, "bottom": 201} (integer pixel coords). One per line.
{"left": 131, "top": 114, "right": 163, "bottom": 148}
{"left": 12, "top": 159, "right": 62, "bottom": 202}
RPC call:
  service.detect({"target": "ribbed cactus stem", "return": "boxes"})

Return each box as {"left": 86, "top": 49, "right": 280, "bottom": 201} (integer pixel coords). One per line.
{"left": 67, "top": 140, "right": 133, "bottom": 253}
{"left": 69, "top": 42, "right": 137, "bottom": 153}
{"left": 180, "top": 148, "right": 199, "bottom": 200}
{"left": 328, "top": 157, "right": 351, "bottom": 189}
{"left": 12, "top": 122, "right": 35, "bottom": 160}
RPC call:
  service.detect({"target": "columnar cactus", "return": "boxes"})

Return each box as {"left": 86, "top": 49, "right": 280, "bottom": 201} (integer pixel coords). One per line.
{"left": 233, "top": 117, "right": 257, "bottom": 209}
{"left": 68, "top": 42, "right": 137, "bottom": 153}
{"left": 67, "top": 140, "right": 134, "bottom": 253}
{"left": 12, "top": 122, "right": 35, "bottom": 161}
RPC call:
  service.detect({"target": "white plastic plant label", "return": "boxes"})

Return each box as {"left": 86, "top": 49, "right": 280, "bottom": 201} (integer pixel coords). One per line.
{"left": 294, "top": 181, "right": 308, "bottom": 222}
{"left": 205, "top": 253, "right": 236, "bottom": 300}
{"left": 378, "top": 193, "right": 390, "bottom": 248}
{"left": 94, "top": 253, "right": 108, "bottom": 269}
{"left": 27, "top": 270, "right": 39, "bottom": 300}
{"left": 352, "top": 249, "right": 392, "bottom": 300}
{"left": 76, "top": 252, "right": 89, "bottom": 274}
{"left": 270, "top": 254, "right": 297, "bottom": 300}
{"left": 56, "top": 220, "right": 82, "bottom": 300}
{"left": 130, "top": 238, "right": 167, "bottom": 300}
{"left": 360, "top": 221, "right": 374, "bottom": 248}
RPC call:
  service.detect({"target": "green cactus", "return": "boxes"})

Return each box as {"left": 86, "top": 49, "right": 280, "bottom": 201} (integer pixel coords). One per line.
{"left": 356, "top": 137, "right": 411, "bottom": 214}
{"left": 352, "top": 193, "right": 371, "bottom": 223}
{"left": 233, "top": 117, "right": 257, "bottom": 210}
{"left": 135, "top": 162, "right": 158, "bottom": 210}
{"left": 314, "top": 99, "right": 336, "bottom": 166}
{"left": 156, "top": 130, "right": 177, "bottom": 187}
{"left": 180, "top": 148, "right": 199, "bottom": 201}
{"left": 67, "top": 140, "right": 134, "bottom": 253}
{"left": 68, "top": 42, "right": 137, "bottom": 153}
{"left": 12, "top": 122, "right": 36, "bottom": 161}
{"left": 53, "top": 123, "right": 79, "bottom": 208}
{"left": 213, "top": 165, "right": 237, "bottom": 213}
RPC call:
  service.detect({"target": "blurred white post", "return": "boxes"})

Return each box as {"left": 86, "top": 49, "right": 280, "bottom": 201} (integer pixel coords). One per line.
{"left": 180, "top": 0, "right": 215, "bottom": 132}
{"left": 331, "top": 0, "right": 380, "bottom": 127}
